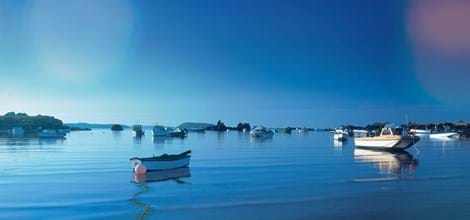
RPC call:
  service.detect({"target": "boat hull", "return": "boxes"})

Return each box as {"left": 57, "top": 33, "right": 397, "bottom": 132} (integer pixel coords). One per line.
{"left": 131, "top": 156, "right": 190, "bottom": 171}
{"left": 429, "top": 132, "right": 459, "bottom": 139}
{"left": 354, "top": 136, "right": 419, "bottom": 150}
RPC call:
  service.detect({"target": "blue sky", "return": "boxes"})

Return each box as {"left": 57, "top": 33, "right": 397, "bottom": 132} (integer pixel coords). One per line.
{"left": 1, "top": 0, "right": 470, "bottom": 127}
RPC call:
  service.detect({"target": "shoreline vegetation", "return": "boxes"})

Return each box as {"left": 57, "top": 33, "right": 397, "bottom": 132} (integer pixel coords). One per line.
{"left": 0, "top": 112, "right": 65, "bottom": 134}
{"left": 2, "top": 112, "right": 470, "bottom": 138}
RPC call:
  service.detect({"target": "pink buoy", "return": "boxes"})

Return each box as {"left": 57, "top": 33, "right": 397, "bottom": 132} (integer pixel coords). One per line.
{"left": 134, "top": 164, "right": 147, "bottom": 175}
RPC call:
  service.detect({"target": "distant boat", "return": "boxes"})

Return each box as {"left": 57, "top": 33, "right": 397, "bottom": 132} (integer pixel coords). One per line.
{"left": 353, "top": 129, "right": 368, "bottom": 138}
{"left": 133, "top": 125, "right": 144, "bottom": 137}
{"left": 37, "top": 129, "right": 66, "bottom": 139}
{"left": 275, "top": 128, "right": 293, "bottom": 134}
{"left": 333, "top": 128, "right": 348, "bottom": 141}
{"left": 111, "top": 124, "right": 124, "bottom": 131}
{"left": 298, "top": 127, "right": 309, "bottom": 133}
{"left": 429, "top": 132, "right": 459, "bottom": 139}
{"left": 130, "top": 150, "right": 191, "bottom": 171}
{"left": 250, "top": 126, "right": 274, "bottom": 138}
{"left": 152, "top": 125, "right": 187, "bottom": 138}
{"left": 186, "top": 128, "right": 205, "bottom": 133}
{"left": 354, "top": 125, "right": 419, "bottom": 150}
{"left": 152, "top": 125, "right": 168, "bottom": 137}
{"left": 409, "top": 129, "right": 431, "bottom": 136}
{"left": 168, "top": 128, "right": 188, "bottom": 138}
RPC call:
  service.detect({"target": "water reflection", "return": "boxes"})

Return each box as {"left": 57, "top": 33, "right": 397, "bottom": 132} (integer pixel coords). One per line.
{"left": 250, "top": 136, "right": 273, "bottom": 143}
{"left": 0, "top": 136, "right": 66, "bottom": 146}
{"left": 38, "top": 138, "right": 65, "bottom": 145}
{"left": 333, "top": 139, "right": 345, "bottom": 149}
{"left": 0, "top": 137, "right": 37, "bottom": 146}
{"left": 354, "top": 148, "right": 419, "bottom": 174}
{"left": 132, "top": 167, "right": 191, "bottom": 184}
{"left": 133, "top": 136, "right": 143, "bottom": 145}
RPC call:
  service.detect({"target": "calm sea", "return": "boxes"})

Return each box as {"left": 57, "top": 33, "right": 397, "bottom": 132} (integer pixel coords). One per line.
{"left": 1, "top": 130, "right": 470, "bottom": 220}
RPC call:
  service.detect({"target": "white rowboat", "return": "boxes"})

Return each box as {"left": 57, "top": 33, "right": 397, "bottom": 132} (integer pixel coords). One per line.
{"left": 130, "top": 150, "right": 191, "bottom": 171}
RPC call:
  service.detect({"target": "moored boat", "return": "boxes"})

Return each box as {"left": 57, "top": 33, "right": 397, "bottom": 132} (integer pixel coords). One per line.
{"left": 429, "top": 132, "right": 459, "bottom": 139}
{"left": 333, "top": 128, "right": 348, "bottom": 141}
{"left": 37, "top": 129, "right": 66, "bottom": 139}
{"left": 152, "top": 125, "right": 168, "bottom": 137}
{"left": 133, "top": 125, "right": 145, "bottom": 137}
{"left": 250, "top": 126, "right": 274, "bottom": 138}
{"left": 354, "top": 125, "right": 419, "bottom": 150}
{"left": 168, "top": 128, "right": 188, "bottom": 138}
{"left": 152, "top": 125, "right": 187, "bottom": 138}
{"left": 409, "top": 129, "right": 431, "bottom": 136}
{"left": 275, "top": 127, "right": 293, "bottom": 134}
{"left": 353, "top": 129, "right": 368, "bottom": 138}
{"left": 130, "top": 150, "right": 191, "bottom": 171}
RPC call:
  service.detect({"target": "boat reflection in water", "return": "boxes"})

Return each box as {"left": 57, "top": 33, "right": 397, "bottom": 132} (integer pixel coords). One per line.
{"left": 354, "top": 148, "right": 418, "bottom": 174}
{"left": 333, "top": 139, "right": 345, "bottom": 148}
{"left": 132, "top": 167, "right": 191, "bottom": 184}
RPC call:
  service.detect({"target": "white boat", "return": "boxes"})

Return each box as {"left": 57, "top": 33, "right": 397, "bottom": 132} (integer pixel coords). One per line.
{"left": 152, "top": 125, "right": 187, "bottom": 138}
{"left": 37, "top": 129, "right": 66, "bottom": 139}
{"left": 250, "top": 126, "right": 274, "bottom": 138}
{"left": 130, "top": 150, "right": 191, "bottom": 171}
{"left": 152, "top": 125, "right": 169, "bottom": 137}
{"left": 333, "top": 129, "right": 348, "bottom": 141}
{"left": 168, "top": 128, "right": 187, "bottom": 138}
{"left": 354, "top": 126, "right": 419, "bottom": 150}
{"left": 353, "top": 129, "right": 368, "bottom": 138}
{"left": 409, "top": 129, "right": 431, "bottom": 136}
{"left": 429, "top": 132, "right": 459, "bottom": 139}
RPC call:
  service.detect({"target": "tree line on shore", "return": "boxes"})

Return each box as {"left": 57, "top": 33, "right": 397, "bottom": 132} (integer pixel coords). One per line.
{"left": 206, "top": 120, "right": 251, "bottom": 132}
{"left": 0, "top": 112, "right": 65, "bottom": 133}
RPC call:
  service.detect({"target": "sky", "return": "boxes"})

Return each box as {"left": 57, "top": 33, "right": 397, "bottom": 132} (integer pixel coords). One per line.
{"left": 1, "top": 0, "right": 470, "bottom": 127}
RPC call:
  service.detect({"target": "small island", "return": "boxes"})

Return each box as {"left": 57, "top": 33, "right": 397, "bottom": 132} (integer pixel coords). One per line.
{"left": 0, "top": 112, "right": 66, "bottom": 135}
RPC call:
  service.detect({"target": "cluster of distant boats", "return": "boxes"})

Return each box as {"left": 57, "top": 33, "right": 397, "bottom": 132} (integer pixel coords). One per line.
{"left": 131, "top": 125, "right": 188, "bottom": 138}
{"left": 128, "top": 124, "right": 311, "bottom": 139}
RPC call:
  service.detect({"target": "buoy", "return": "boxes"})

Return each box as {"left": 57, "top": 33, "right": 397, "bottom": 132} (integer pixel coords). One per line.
{"left": 134, "top": 164, "right": 147, "bottom": 175}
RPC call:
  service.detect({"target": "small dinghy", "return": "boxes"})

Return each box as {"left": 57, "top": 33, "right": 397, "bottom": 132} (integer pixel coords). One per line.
{"left": 130, "top": 150, "right": 191, "bottom": 171}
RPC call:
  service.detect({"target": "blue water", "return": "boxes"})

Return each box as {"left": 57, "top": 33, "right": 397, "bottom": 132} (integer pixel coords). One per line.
{"left": 1, "top": 130, "right": 470, "bottom": 219}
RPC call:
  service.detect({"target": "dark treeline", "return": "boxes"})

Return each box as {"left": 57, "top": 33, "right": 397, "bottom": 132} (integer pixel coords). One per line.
{"left": 0, "top": 112, "right": 64, "bottom": 133}
{"left": 207, "top": 120, "right": 251, "bottom": 132}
